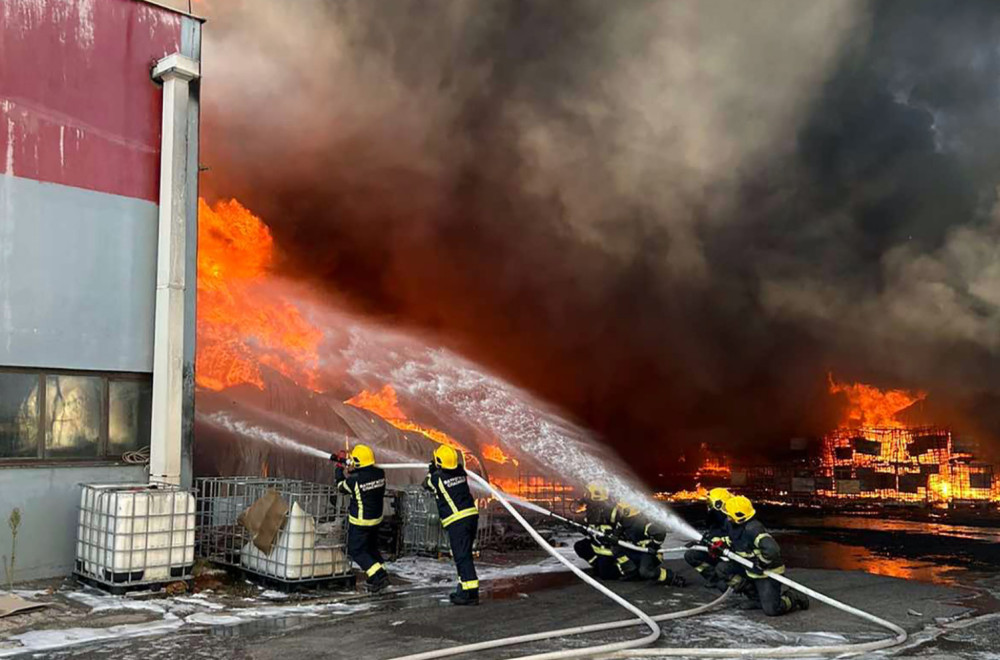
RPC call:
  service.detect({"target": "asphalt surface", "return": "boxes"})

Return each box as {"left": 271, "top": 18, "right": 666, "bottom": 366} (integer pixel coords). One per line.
{"left": 40, "top": 558, "right": 998, "bottom": 660}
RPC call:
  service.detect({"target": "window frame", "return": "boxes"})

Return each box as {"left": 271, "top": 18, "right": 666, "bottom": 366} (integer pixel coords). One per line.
{"left": 0, "top": 366, "right": 152, "bottom": 466}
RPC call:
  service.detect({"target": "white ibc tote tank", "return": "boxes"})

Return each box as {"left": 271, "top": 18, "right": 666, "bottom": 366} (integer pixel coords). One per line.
{"left": 75, "top": 484, "right": 196, "bottom": 588}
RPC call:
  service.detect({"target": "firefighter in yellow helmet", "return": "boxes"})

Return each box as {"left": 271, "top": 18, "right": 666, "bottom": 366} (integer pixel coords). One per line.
{"left": 684, "top": 487, "right": 732, "bottom": 589}
{"left": 715, "top": 495, "right": 809, "bottom": 616}
{"left": 331, "top": 444, "right": 389, "bottom": 593}
{"left": 610, "top": 502, "right": 686, "bottom": 586}
{"left": 572, "top": 483, "right": 619, "bottom": 580}
{"left": 424, "top": 445, "right": 480, "bottom": 605}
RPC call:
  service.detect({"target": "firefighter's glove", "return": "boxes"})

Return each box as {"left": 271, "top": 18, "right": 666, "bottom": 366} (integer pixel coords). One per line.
{"left": 427, "top": 461, "right": 437, "bottom": 473}
{"left": 331, "top": 450, "right": 350, "bottom": 466}
{"left": 751, "top": 557, "right": 779, "bottom": 575}
{"left": 599, "top": 530, "right": 620, "bottom": 547}
{"left": 670, "top": 573, "right": 687, "bottom": 588}
{"left": 706, "top": 540, "right": 726, "bottom": 560}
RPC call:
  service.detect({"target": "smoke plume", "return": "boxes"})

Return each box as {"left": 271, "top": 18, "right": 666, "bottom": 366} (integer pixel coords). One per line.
{"left": 200, "top": 0, "right": 1000, "bottom": 478}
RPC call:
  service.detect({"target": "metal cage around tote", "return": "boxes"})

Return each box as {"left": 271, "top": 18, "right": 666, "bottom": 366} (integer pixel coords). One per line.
{"left": 195, "top": 477, "right": 353, "bottom": 585}
{"left": 75, "top": 483, "right": 196, "bottom": 593}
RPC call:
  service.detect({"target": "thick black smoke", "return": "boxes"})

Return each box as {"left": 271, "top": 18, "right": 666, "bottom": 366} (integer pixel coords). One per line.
{"left": 201, "top": 0, "right": 1000, "bottom": 479}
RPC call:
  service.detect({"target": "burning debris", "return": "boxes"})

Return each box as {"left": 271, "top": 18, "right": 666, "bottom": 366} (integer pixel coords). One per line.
{"left": 819, "top": 377, "right": 995, "bottom": 504}
{"left": 656, "top": 378, "right": 998, "bottom": 509}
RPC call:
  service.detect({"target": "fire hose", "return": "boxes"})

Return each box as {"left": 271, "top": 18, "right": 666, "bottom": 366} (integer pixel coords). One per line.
{"left": 377, "top": 463, "right": 907, "bottom": 659}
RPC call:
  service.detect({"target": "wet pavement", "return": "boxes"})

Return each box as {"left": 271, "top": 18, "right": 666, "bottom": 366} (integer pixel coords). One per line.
{"left": 33, "top": 561, "right": 994, "bottom": 660}
{"left": 18, "top": 512, "right": 1000, "bottom": 659}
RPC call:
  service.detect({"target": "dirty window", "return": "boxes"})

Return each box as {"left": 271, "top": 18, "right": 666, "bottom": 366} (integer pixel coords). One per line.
{"left": 108, "top": 379, "right": 152, "bottom": 455}
{"left": 45, "top": 375, "right": 103, "bottom": 459}
{"left": 0, "top": 373, "right": 40, "bottom": 459}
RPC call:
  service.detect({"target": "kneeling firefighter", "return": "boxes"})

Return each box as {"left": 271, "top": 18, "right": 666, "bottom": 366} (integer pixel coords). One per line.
{"left": 572, "top": 483, "right": 619, "bottom": 580}
{"left": 684, "top": 487, "right": 732, "bottom": 589}
{"left": 610, "top": 502, "right": 686, "bottom": 586}
{"left": 715, "top": 495, "right": 809, "bottom": 616}
{"left": 424, "top": 445, "right": 480, "bottom": 606}
{"left": 332, "top": 444, "right": 389, "bottom": 593}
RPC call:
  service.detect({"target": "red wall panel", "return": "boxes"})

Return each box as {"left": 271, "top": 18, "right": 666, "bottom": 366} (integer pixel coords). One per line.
{"left": 0, "top": 0, "right": 183, "bottom": 201}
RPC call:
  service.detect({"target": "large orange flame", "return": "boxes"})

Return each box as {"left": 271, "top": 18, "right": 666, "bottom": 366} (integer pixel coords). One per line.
{"left": 346, "top": 384, "right": 472, "bottom": 454}
{"left": 196, "top": 198, "right": 323, "bottom": 392}
{"left": 828, "top": 373, "right": 925, "bottom": 428}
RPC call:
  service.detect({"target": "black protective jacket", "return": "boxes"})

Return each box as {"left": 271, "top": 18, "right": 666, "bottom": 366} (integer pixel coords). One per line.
{"left": 725, "top": 518, "right": 784, "bottom": 577}
{"left": 424, "top": 465, "right": 478, "bottom": 528}
{"left": 336, "top": 464, "right": 386, "bottom": 527}
{"left": 584, "top": 500, "right": 615, "bottom": 535}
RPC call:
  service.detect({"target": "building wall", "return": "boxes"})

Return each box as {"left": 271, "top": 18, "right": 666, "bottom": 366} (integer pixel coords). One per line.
{"left": 0, "top": 0, "right": 187, "bottom": 371}
{"left": 0, "top": 0, "right": 201, "bottom": 581}
{"left": 0, "top": 464, "right": 148, "bottom": 581}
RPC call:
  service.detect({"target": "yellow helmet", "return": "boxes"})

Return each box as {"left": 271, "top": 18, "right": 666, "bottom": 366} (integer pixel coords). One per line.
{"left": 433, "top": 444, "right": 460, "bottom": 470}
{"left": 707, "top": 487, "right": 733, "bottom": 512}
{"left": 585, "top": 483, "right": 609, "bottom": 502}
{"left": 350, "top": 444, "right": 375, "bottom": 468}
{"left": 724, "top": 495, "right": 756, "bottom": 523}
{"left": 614, "top": 501, "right": 640, "bottom": 519}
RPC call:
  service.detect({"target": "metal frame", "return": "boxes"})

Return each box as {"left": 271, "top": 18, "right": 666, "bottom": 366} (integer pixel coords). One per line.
{"left": 196, "top": 477, "right": 353, "bottom": 586}
{"left": 75, "top": 483, "right": 196, "bottom": 594}
{"left": 394, "top": 486, "right": 496, "bottom": 556}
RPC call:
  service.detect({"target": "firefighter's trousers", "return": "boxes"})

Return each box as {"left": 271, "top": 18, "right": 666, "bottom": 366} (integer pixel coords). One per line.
{"left": 347, "top": 523, "right": 386, "bottom": 581}
{"left": 573, "top": 538, "right": 620, "bottom": 580}
{"left": 446, "top": 515, "right": 479, "bottom": 591}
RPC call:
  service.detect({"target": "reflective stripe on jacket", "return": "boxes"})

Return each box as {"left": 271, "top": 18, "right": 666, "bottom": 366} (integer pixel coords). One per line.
{"left": 424, "top": 466, "right": 478, "bottom": 527}
{"left": 337, "top": 464, "right": 386, "bottom": 526}
{"left": 725, "top": 518, "right": 785, "bottom": 578}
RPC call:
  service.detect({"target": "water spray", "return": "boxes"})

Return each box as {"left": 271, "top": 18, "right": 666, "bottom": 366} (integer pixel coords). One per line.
{"left": 216, "top": 415, "right": 907, "bottom": 657}
{"left": 376, "top": 463, "right": 907, "bottom": 660}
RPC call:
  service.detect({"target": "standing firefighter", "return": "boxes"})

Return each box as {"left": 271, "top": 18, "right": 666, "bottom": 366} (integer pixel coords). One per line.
{"left": 332, "top": 445, "right": 389, "bottom": 593}
{"left": 716, "top": 495, "right": 809, "bottom": 616}
{"left": 572, "top": 483, "right": 619, "bottom": 580}
{"left": 684, "top": 487, "right": 732, "bottom": 589}
{"left": 424, "top": 445, "right": 480, "bottom": 605}
{"left": 610, "top": 502, "right": 686, "bottom": 586}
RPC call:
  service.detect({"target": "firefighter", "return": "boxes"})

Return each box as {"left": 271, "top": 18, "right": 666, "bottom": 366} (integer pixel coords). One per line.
{"left": 715, "top": 495, "right": 809, "bottom": 616}
{"left": 610, "top": 502, "right": 686, "bottom": 586}
{"left": 572, "top": 483, "right": 620, "bottom": 580}
{"left": 332, "top": 444, "right": 389, "bottom": 593}
{"left": 424, "top": 445, "right": 480, "bottom": 605}
{"left": 684, "top": 487, "right": 732, "bottom": 589}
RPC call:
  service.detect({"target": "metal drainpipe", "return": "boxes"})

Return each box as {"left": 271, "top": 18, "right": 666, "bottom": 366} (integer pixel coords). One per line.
{"left": 149, "top": 53, "right": 200, "bottom": 487}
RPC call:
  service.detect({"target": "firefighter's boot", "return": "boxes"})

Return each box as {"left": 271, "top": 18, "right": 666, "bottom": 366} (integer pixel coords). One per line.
{"left": 365, "top": 569, "right": 390, "bottom": 594}
{"left": 449, "top": 586, "right": 479, "bottom": 606}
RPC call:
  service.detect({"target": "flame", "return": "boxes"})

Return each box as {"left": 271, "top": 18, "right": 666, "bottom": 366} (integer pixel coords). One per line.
{"left": 828, "top": 374, "right": 925, "bottom": 428}
{"left": 346, "top": 384, "right": 471, "bottom": 455}
{"left": 196, "top": 198, "right": 323, "bottom": 391}
{"left": 655, "top": 484, "right": 709, "bottom": 502}
{"left": 482, "top": 443, "right": 519, "bottom": 466}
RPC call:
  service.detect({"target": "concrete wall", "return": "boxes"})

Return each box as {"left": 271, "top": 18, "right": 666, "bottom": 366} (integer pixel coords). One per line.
{"left": 0, "top": 464, "right": 148, "bottom": 581}
{"left": 0, "top": 0, "right": 185, "bottom": 373}
{"left": 0, "top": 0, "right": 203, "bottom": 581}
{"left": 0, "top": 175, "right": 158, "bottom": 372}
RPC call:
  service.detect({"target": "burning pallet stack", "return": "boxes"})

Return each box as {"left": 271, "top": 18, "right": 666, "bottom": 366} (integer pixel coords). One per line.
{"left": 819, "top": 427, "right": 996, "bottom": 504}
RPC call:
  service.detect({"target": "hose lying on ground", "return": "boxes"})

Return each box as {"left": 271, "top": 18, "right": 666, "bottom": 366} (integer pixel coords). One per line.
{"left": 378, "top": 463, "right": 907, "bottom": 659}
{"left": 381, "top": 463, "right": 663, "bottom": 660}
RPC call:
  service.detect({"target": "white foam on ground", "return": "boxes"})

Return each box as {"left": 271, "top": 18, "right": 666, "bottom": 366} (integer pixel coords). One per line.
{"left": 0, "top": 614, "right": 184, "bottom": 656}
{"left": 390, "top": 549, "right": 584, "bottom": 585}
{"left": 64, "top": 590, "right": 167, "bottom": 614}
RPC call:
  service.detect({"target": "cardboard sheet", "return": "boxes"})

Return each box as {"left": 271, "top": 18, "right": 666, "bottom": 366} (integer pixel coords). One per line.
{"left": 238, "top": 489, "right": 289, "bottom": 555}
{"left": 0, "top": 594, "right": 46, "bottom": 618}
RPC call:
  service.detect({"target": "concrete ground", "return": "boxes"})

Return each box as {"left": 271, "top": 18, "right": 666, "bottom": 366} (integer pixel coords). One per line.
{"left": 34, "top": 558, "right": 1000, "bottom": 660}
